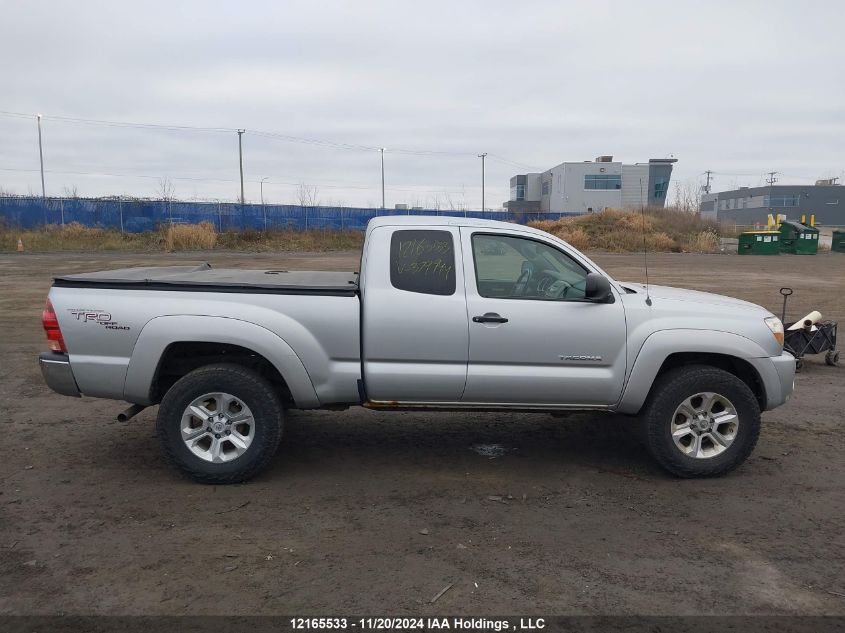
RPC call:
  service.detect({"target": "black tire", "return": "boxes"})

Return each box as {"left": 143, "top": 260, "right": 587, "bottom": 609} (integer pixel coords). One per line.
{"left": 640, "top": 365, "right": 761, "bottom": 478}
{"left": 156, "top": 364, "right": 283, "bottom": 484}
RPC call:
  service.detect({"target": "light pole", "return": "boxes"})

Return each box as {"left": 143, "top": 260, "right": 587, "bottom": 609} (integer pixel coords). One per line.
{"left": 260, "top": 177, "right": 269, "bottom": 231}
{"left": 36, "top": 114, "right": 46, "bottom": 199}
{"left": 237, "top": 129, "right": 245, "bottom": 205}
{"left": 260, "top": 177, "right": 269, "bottom": 205}
{"left": 380, "top": 148, "right": 386, "bottom": 209}
{"left": 478, "top": 152, "right": 487, "bottom": 211}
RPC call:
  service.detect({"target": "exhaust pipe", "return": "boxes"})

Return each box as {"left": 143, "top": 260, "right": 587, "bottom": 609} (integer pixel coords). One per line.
{"left": 116, "top": 404, "right": 147, "bottom": 422}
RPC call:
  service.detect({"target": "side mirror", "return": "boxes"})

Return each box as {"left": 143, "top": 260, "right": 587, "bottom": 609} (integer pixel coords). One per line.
{"left": 584, "top": 273, "right": 614, "bottom": 303}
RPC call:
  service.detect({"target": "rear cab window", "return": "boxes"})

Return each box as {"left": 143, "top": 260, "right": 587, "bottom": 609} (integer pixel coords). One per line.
{"left": 390, "top": 229, "right": 456, "bottom": 295}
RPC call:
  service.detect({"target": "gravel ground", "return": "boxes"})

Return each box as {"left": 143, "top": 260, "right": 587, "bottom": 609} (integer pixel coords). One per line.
{"left": 0, "top": 250, "right": 843, "bottom": 615}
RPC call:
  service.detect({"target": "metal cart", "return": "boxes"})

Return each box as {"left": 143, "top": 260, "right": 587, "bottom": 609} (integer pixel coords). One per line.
{"left": 779, "top": 287, "right": 839, "bottom": 371}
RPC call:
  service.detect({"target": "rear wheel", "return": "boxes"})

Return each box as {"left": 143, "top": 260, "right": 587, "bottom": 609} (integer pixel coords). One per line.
{"left": 640, "top": 365, "right": 760, "bottom": 478}
{"left": 156, "top": 364, "right": 283, "bottom": 484}
{"left": 826, "top": 350, "right": 840, "bottom": 366}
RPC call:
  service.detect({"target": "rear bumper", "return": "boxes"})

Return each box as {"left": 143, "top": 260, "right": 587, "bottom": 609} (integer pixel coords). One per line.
{"left": 39, "top": 352, "right": 81, "bottom": 398}
{"left": 749, "top": 352, "right": 796, "bottom": 411}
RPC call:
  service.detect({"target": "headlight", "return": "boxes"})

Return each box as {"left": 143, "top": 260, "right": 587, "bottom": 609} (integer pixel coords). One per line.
{"left": 764, "top": 316, "right": 784, "bottom": 347}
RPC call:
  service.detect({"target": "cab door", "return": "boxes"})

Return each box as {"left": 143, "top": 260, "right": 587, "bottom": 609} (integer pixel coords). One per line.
{"left": 460, "top": 228, "right": 627, "bottom": 406}
{"left": 361, "top": 225, "right": 469, "bottom": 402}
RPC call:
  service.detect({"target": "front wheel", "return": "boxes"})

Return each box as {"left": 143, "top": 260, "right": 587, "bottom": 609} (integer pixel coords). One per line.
{"left": 640, "top": 365, "right": 761, "bottom": 478}
{"left": 156, "top": 364, "right": 283, "bottom": 484}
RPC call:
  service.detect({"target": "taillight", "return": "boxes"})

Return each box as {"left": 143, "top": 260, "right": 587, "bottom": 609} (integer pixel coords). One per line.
{"left": 42, "top": 298, "right": 67, "bottom": 353}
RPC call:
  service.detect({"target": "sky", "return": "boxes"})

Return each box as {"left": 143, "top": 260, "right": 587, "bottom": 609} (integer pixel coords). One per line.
{"left": 1, "top": 0, "right": 843, "bottom": 209}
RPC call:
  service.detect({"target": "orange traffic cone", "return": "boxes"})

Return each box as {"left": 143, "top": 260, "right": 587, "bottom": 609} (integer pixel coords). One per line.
{"left": 16, "top": 238, "right": 24, "bottom": 253}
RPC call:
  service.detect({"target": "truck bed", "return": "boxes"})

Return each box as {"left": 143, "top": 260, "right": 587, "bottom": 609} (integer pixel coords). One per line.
{"left": 53, "top": 263, "right": 359, "bottom": 296}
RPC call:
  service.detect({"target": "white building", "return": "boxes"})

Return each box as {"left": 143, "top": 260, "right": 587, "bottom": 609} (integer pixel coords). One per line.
{"left": 507, "top": 156, "right": 677, "bottom": 214}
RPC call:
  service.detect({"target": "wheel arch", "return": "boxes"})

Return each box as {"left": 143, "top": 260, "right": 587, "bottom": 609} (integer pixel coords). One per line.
{"left": 617, "top": 330, "right": 769, "bottom": 414}
{"left": 151, "top": 342, "right": 293, "bottom": 406}
{"left": 123, "top": 315, "right": 320, "bottom": 408}
{"left": 650, "top": 352, "right": 766, "bottom": 410}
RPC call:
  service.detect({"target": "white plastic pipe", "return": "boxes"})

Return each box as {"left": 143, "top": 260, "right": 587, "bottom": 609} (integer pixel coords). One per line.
{"left": 787, "top": 310, "right": 822, "bottom": 331}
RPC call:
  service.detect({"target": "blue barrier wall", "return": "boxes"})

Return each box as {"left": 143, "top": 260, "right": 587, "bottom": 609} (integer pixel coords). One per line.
{"left": 0, "top": 197, "right": 577, "bottom": 232}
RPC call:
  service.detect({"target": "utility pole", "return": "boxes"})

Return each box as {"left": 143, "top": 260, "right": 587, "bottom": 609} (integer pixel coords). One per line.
{"left": 703, "top": 170, "right": 713, "bottom": 194}
{"left": 478, "top": 153, "right": 487, "bottom": 211}
{"left": 36, "top": 114, "right": 46, "bottom": 199}
{"left": 766, "top": 171, "right": 779, "bottom": 226}
{"left": 380, "top": 148, "right": 386, "bottom": 209}
{"left": 237, "top": 129, "right": 245, "bottom": 205}
{"left": 765, "top": 171, "right": 779, "bottom": 187}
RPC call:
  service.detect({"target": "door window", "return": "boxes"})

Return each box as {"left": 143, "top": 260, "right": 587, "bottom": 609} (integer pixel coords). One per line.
{"left": 472, "top": 233, "right": 588, "bottom": 301}
{"left": 390, "top": 230, "right": 456, "bottom": 295}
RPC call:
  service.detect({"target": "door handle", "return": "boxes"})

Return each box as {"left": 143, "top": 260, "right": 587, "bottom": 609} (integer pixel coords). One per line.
{"left": 473, "top": 312, "right": 509, "bottom": 324}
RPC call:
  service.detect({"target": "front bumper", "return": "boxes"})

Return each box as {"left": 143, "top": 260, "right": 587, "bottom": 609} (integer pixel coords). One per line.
{"left": 749, "top": 351, "right": 796, "bottom": 410}
{"left": 39, "top": 352, "right": 81, "bottom": 397}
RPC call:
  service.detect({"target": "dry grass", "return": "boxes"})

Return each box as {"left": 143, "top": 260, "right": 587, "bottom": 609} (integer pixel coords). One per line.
{"left": 530, "top": 208, "right": 724, "bottom": 253}
{"left": 1, "top": 222, "right": 364, "bottom": 253}
{"left": 2, "top": 210, "right": 719, "bottom": 254}
{"left": 163, "top": 222, "right": 217, "bottom": 251}
{"left": 0, "top": 222, "right": 160, "bottom": 252}
{"left": 216, "top": 229, "right": 363, "bottom": 252}
{"left": 683, "top": 229, "right": 721, "bottom": 253}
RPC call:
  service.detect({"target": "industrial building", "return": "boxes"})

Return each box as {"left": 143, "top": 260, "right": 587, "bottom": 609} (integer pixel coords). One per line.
{"left": 506, "top": 156, "right": 677, "bottom": 214}
{"left": 700, "top": 179, "right": 843, "bottom": 227}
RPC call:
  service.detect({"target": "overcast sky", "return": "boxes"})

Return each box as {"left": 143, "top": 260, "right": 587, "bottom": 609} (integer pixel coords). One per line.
{"left": 1, "top": 0, "right": 843, "bottom": 208}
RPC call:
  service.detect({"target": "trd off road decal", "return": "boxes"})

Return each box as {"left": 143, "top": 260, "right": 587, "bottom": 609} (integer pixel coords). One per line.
{"left": 68, "top": 309, "right": 131, "bottom": 331}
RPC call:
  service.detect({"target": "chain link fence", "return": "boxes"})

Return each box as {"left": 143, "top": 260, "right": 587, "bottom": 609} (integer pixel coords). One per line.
{"left": 0, "top": 197, "right": 577, "bottom": 233}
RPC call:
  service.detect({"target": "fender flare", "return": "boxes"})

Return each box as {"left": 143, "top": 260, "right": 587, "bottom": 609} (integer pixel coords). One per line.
{"left": 122, "top": 315, "right": 319, "bottom": 408}
{"left": 616, "top": 329, "right": 769, "bottom": 414}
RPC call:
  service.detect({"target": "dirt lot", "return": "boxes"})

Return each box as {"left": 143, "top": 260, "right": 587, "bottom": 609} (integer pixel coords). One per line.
{"left": 1, "top": 249, "right": 843, "bottom": 616}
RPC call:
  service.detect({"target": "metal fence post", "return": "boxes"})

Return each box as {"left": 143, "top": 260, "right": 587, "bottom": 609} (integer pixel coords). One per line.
{"left": 119, "top": 197, "right": 124, "bottom": 233}
{"left": 60, "top": 198, "right": 64, "bottom": 226}
{"left": 305, "top": 207, "right": 308, "bottom": 231}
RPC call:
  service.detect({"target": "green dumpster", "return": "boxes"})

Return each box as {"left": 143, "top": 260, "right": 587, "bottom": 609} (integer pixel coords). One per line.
{"left": 738, "top": 230, "right": 781, "bottom": 255}
{"left": 832, "top": 230, "right": 845, "bottom": 253}
{"left": 779, "top": 220, "right": 819, "bottom": 254}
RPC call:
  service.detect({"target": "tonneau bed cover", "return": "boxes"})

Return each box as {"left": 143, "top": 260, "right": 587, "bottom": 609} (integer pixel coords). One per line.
{"left": 54, "top": 263, "right": 359, "bottom": 296}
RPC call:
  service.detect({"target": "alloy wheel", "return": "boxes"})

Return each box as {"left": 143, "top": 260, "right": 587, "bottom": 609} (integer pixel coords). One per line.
{"left": 180, "top": 392, "right": 255, "bottom": 463}
{"left": 671, "top": 392, "right": 739, "bottom": 459}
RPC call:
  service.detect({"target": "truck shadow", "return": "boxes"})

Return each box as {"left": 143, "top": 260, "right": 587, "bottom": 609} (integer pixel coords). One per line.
{"left": 271, "top": 408, "right": 663, "bottom": 480}
{"left": 83, "top": 408, "right": 672, "bottom": 484}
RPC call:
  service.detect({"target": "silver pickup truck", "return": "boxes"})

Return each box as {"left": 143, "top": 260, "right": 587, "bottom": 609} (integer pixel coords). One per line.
{"left": 40, "top": 216, "right": 795, "bottom": 483}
